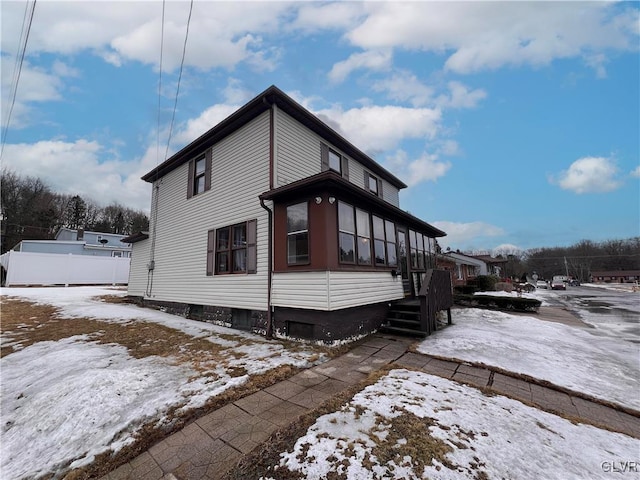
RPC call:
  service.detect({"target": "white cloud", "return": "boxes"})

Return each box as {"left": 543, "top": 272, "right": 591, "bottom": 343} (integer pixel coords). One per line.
{"left": 0, "top": 59, "right": 71, "bottom": 128}
{"left": 293, "top": 2, "right": 365, "bottom": 32}
{"left": 345, "top": 2, "right": 638, "bottom": 75}
{"left": 630, "top": 165, "right": 640, "bottom": 178}
{"left": 553, "top": 156, "right": 622, "bottom": 194}
{"left": 436, "top": 81, "right": 487, "bottom": 109}
{"left": 172, "top": 104, "right": 240, "bottom": 147}
{"left": 1, "top": 2, "right": 291, "bottom": 72}
{"left": 1, "top": 140, "right": 151, "bottom": 211}
{"left": 371, "top": 71, "right": 434, "bottom": 107}
{"left": 328, "top": 50, "right": 392, "bottom": 83}
{"left": 433, "top": 221, "right": 505, "bottom": 249}
{"left": 386, "top": 149, "right": 450, "bottom": 186}
{"left": 315, "top": 104, "right": 441, "bottom": 154}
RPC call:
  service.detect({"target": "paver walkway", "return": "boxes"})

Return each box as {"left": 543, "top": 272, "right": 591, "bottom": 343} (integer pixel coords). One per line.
{"left": 102, "top": 333, "right": 640, "bottom": 480}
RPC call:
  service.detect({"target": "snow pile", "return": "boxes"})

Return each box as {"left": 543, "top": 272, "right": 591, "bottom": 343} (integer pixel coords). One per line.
{"left": 276, "top": 369, "right": 639, "bottom": 480}
{"left": 0, "top": 287, "right": 323, "bottom": 479}
{"left": 417, "top": 308, "right": 639, "bottom": 410}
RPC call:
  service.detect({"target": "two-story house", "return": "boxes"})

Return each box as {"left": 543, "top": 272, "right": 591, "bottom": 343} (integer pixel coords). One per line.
{"left": 124, "top": 86, "right": 446, "bottom": 342}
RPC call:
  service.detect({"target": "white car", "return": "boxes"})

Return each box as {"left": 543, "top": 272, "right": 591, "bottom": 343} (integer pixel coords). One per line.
{"left": 536, "top": 280, "right": 548, "bottom": 289}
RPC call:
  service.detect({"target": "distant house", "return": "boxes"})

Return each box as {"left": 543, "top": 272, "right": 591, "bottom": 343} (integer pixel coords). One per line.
{"left": 12, "top": 228, "right": 132, "bottom": 257}
{"left": 470, "top": 254, "right": 508, "bottom": 278}
{"left": 442, "top": 252, "right": 487, "bottom": 286}
{"left": 590, "top": 270, "right": 640, "bottom": 284}
{"left": 125, "top": 85, "right": 448, "bottom": 342}
{"left": 1, "top": 228, "right": 131, "bottom": 287}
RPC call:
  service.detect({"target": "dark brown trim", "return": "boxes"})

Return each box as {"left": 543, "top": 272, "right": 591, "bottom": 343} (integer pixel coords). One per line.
{"left": 187, "top": 159, "right": 195, "bottom": 199}
{"left": 204, "top": 149, "right": 212, "bottom": 192}
{"left": 320, "top": 143, "right": 329, "bottom": 172}
{"left": 269, "top": 106, "right": 274, "bottom": 190}
{"left": 246, "top": 219, "right": 257, "bottom": 274}
{"left": 261, "top": 171, "right": 446, "bottom": 238}
{"left": 206, "top": 229, "right": 215, "bottom": 276}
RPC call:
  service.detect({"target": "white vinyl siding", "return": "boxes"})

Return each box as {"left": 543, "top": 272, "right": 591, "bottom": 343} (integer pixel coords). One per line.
{"left": 348, "top": 160, "right": 400, "bottom": 207}
{"left": 127, "top": 240, "right": 150, "bottom": 297}
{"left": 275, "top": 110, "right": 321, "bottom": 187}
{"left": 272, "top": 272, "right": 331, "bottom": 310}
{"left": 328, "top": 271, "right": 403, "bottom": 309}
{"left": 275, "top": 110, "right": 401, "bottom": 207}
{"left": 140, "top": 111, "right": 270, "bottom": 310}
{"left": 272, "top": 271, "right": 403, "bottom": 311}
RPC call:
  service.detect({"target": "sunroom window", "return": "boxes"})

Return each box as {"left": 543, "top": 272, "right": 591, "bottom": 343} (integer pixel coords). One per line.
{"left": 287, "top": 202, "right": 309, "bottom": 264}
{"left": 338, "top": 201, "right": 356, "bottom": 263}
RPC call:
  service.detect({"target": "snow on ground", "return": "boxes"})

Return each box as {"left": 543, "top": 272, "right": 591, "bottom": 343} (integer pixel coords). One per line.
{"left": 416, "top": 305, "right": 639, "bottom": 411}
{"left": 273, "top": 369, "right": 640, "bottom": 480}
{"left": 0, "top": 287, "right": 325, "bottom": 479}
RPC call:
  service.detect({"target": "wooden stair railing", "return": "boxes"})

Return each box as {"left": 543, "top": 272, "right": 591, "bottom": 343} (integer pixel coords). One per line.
{"left": 418, "top": 269, "right": 454, "bottom": 335}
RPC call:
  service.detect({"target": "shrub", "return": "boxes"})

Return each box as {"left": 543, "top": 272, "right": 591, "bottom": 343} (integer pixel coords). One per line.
{"left": 454, "top": 285, "right": 478, "bottom": 295}
{"left": 453, "top": 294, "right": 541, "bottom": 313}
{"left": 475, "top": 275, "right": 499, "bottom": 292}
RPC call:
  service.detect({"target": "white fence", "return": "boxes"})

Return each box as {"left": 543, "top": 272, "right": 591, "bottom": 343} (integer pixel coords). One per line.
{"left": 0, "top": 251, "right": 130, "bottom": 287}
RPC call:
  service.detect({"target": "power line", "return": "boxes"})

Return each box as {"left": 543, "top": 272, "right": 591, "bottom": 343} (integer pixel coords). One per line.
{"left": 156, "top": 0, "right": 166, "bottom": 166}
{"left": 163, "top": 0, "right": 194, "bottom": 163}
{"left": 1, "top": 0, "right": 37, "bottom": 159}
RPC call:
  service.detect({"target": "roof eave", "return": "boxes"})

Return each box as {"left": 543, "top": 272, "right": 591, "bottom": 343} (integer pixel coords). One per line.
{"left": 260, "top": 172, "right": 445, "bottom": 238}
{"left": 141, "top": 85, "right": 407, "bottom": 189}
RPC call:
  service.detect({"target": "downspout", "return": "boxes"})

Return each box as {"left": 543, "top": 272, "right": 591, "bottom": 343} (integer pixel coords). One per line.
{"left": 260, "top": 197, "right": 274, "bottom": 338}
{"left": 260, "top": 96, "right": 275, "bottom": 338}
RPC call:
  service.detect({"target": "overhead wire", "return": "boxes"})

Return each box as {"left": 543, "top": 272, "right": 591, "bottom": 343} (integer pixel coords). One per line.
{"left": 163, "top": 0, "right": 194, "bottom": 163}
{"left": 147, "top": 0, "right": 194, "bottom": 297}
{"left": 1, "top": 0, "right": 37, "bottom": 160}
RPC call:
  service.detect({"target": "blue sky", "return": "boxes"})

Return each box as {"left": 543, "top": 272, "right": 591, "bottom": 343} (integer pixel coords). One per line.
{"left": 1, "top": 1, "right": 638, "bottom": 253}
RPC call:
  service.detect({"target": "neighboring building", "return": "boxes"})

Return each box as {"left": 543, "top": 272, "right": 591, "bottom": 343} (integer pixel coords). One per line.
{"left": 471, "top": 254, "right": 508, "bottom": 278}
{"left": 125, "top": 85, "right": 447, "bottom": 343}
{"left": 11, "top": 228, "right": 132, "bottom": 257}
{"left": 442, "top": 251, "right": 487, "bottom": 286}
{"left": 590, "top": 270, "right": 640, "bottom": 284}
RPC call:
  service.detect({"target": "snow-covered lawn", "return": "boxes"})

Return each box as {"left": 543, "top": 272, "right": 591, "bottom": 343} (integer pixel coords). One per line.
{"left": 271, "top": 369, "right": 639, "bottom": 480}
{"left": 416, "top": 301, "right": 640, "bottom": 411}
{"left": 0, "top": 287, "right": 326, "bottom": 480}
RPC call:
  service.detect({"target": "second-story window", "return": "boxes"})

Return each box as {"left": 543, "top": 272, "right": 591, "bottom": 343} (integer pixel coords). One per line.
{"left": 321, "top": 143, "right": 349, "bottom": 180}
{"left": 365, "top": 171, "right": 382, "bottom": 197}
{"left": 368, "top": 174, "right": 379, "bottom": 195}
{"left": 328, "top": 149, "right": 341, "bottom": 173}
{"left": 194, "top": 157, "right": 206, "bottom": 195}
{"left": 287, "top": 202, "right": 309, "bottom": 264}
{"left": 187, "top": 151, "right": 211, "bottom": 199}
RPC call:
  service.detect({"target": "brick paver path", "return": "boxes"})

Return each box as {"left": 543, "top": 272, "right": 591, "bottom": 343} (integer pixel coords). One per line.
{"left": 102, "top": 333, "right": 640, "bottom": 480}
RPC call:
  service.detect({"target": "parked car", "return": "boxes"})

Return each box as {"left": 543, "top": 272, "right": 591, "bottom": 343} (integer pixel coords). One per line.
{"left": 536, "top": 280, "right": 548, "bottom": 289}
{"left": 568, "top": 279, "right": 580, "bottom": 286}
{"left": 551, "top": 279, "right": 566, "bottom": 290}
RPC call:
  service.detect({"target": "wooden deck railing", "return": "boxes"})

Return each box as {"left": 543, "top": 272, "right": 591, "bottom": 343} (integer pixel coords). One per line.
{"left": 418, "top": 269, "right": 454, "bottom": 335}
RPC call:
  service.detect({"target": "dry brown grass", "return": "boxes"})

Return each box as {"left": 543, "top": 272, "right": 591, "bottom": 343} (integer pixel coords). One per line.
{"left": 0, "top": 294, "right": 338, "bottom": 479}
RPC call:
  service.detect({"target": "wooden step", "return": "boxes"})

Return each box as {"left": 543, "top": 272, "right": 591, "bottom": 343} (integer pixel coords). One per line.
{"left": 386, "top": 317, "right": 421, "bottom": 328}
{"left": 379, "top": 324, "right": 427, "bottom": 337}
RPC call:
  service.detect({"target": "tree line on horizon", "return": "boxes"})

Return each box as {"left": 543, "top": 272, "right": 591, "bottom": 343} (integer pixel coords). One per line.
{"left": 1, "top": 168, "right": 149, "bottom": 253}
{"left": 462, "top": 238, "right": 640, "bottom": 282}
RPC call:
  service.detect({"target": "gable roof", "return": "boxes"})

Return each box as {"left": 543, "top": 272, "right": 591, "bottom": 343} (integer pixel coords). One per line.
{"left": 141, "top": 85, "right": 407, "bottom": 189}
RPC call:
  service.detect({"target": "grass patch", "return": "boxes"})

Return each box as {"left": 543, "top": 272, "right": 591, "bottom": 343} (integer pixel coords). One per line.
{"left": 0, "top": 295, "right": 338, "bottom": 479}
